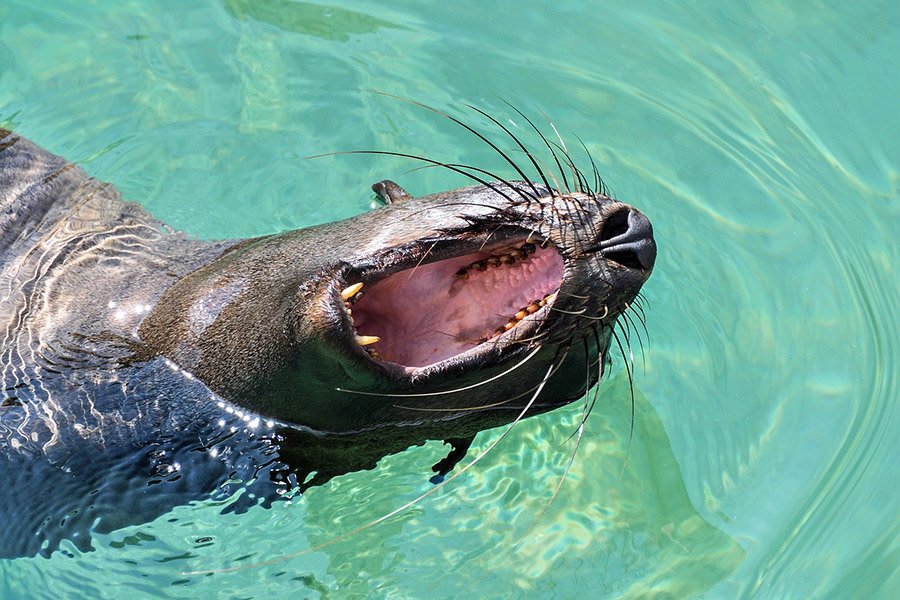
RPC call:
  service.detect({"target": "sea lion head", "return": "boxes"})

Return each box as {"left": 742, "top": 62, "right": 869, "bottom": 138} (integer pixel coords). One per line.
{"left": 141, "top": 176, "right": 655, "bottom": 434}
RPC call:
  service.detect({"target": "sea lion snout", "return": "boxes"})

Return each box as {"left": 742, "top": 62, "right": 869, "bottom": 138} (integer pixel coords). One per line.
{"left": 598, "top": 206, "right": 657, "bottom": 272}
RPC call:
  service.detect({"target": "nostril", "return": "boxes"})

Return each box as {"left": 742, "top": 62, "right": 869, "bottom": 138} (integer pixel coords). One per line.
{"left": 599, "top": 208, "right": 657, "bottom": 271}
{"left": 600, "top": 209, "right": 630, "bottom": 242}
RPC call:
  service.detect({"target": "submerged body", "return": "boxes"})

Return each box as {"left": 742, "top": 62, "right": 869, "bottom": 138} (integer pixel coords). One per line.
{"left": 0, "top": 127, "right": 655, "bottom": 556}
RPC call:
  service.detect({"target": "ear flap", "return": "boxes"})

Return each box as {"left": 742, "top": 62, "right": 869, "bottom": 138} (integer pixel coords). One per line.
{"left": 372, "top": 179, "right": 412, "bottom": 205}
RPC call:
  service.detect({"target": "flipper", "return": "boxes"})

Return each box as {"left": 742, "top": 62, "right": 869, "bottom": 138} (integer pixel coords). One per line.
{"left": 429, "top": 436, "right": 474, "bottom": 484}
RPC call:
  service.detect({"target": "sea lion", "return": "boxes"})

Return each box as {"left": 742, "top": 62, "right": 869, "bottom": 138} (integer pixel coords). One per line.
{"left": 0, "top": 122, "right": 655, "bottom": 557}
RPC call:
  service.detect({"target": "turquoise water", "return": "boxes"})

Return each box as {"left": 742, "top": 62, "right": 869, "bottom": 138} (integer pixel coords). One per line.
{"left": 1, "top": 0, "right": 897, "bottom": 598}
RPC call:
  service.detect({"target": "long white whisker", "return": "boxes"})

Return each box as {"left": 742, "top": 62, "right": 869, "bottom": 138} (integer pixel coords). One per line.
{"left": 335, "top": 346, "right": 542, "bottom": 398}
{"left": 514, "top": 352, "right": 591, "bottom": 545}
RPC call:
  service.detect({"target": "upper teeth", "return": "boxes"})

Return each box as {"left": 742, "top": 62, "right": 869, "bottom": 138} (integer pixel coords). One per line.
{"left": 455, "top": 242, "right": 539, "bottom": 279}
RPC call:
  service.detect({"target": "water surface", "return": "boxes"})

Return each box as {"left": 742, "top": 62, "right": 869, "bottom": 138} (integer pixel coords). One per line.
{"left": 1, "top": 1, "right": 897, "bottom": 598}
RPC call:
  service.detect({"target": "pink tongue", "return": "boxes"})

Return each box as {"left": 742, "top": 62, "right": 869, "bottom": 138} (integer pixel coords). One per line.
{"left": 352, "top": 245, "right": 564, "bottom": 367}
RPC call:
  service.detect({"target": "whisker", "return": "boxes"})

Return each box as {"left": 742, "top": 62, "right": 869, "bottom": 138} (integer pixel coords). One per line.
{"left": 583, "top": 325, "right": 607, "bottom": 423}
{"left": 564, "top": 306, "right": 609, "bottom": 321}
{"left": 610, "top": 327, "right": 635, "bottom": 473}
{"left": 464, "top": 102, "right": 554, "bottom": 197}
{"left": 513, "top": 342, "right": 590, "bottom": 545}
{"left": 629, "top": 301, "right": 651, "bottom": 343}
{"left": 502, "top": 101, "right": 571, "bottom": 194}
{"left": 549, "top": 306, "right": 587, "bottom": 316}
{"left": 514, "top": 403, "right": 585, "bottom": 546}
{"left": 335, "top": 346, "right": 543, "bottom": 397}
{"left": 307, "top": 150, "right": 519, "bottom": 205}
{"left": 405, "top": 240, "right": 441, "bottom": 279}
{"left": 620, "top": 310, "right": 647, "bottom": 371}
{"left": 574, "top": 135, "right": 604, "bottom": 197}
{"left": 547, "top": 139, "right": 588, "bottom": 194}
{"left": 394, "top": 349, "right": 573, "bottom": 413}
{"left": 504, "top": 330, "right": 552, "bottom": 345}
{"left": 440, "top": 163, "right": 538, "bottom": 205}
{"left": 564, "top": 336, "right": 597, "bottom": 440}
{"left": 558, "top": 291, "right": 591, "bottom": 300}
{"left": 544, "top": 120, "right": 588, "bottom": 194}
{"left": 373, "top": 92, "right": 542, "bottom": 201}
{"left": 635, "top": 292, "right": 651, "bottom": 310}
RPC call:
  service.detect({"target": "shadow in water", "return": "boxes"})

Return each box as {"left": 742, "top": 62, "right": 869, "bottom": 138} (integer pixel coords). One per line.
{"left": 222, "top": 0, "right": 401, "bottom": 42}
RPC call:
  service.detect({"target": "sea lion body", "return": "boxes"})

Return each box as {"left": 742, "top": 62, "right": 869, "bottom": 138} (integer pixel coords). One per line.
{"left": 0, "top": 127, "right": 655, "bottom": 556}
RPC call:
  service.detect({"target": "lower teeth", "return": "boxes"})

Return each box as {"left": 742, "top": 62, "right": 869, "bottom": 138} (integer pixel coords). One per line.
{"left": 487, "top": 292, "right": 556, "bottom": 340}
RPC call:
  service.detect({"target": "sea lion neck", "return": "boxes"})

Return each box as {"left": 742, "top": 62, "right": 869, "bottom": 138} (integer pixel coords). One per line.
{"left": 139, "top": 228, "right": 336, "bottom": 403}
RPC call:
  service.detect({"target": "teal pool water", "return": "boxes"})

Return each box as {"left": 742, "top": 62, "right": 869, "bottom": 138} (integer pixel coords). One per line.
{"left": 1, "top": 1, "right": 897, "bottom": 598}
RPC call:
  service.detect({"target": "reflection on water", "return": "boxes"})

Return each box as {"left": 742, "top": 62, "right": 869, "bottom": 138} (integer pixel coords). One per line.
{"left": 223, "top": 0, "right": 400, "bottom": 41}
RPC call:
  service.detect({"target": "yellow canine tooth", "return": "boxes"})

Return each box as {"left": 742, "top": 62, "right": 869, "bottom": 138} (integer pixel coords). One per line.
{"left": 355, "top": 334, "right": 380, "bottom": 346}
{"left": 341, "top": 282, "right": 364, "bottom": 301}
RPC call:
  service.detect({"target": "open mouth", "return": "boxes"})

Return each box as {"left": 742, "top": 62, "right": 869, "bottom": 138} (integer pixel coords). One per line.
{"left": 341, "top": 240, "right": 565, "bottom": 369}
